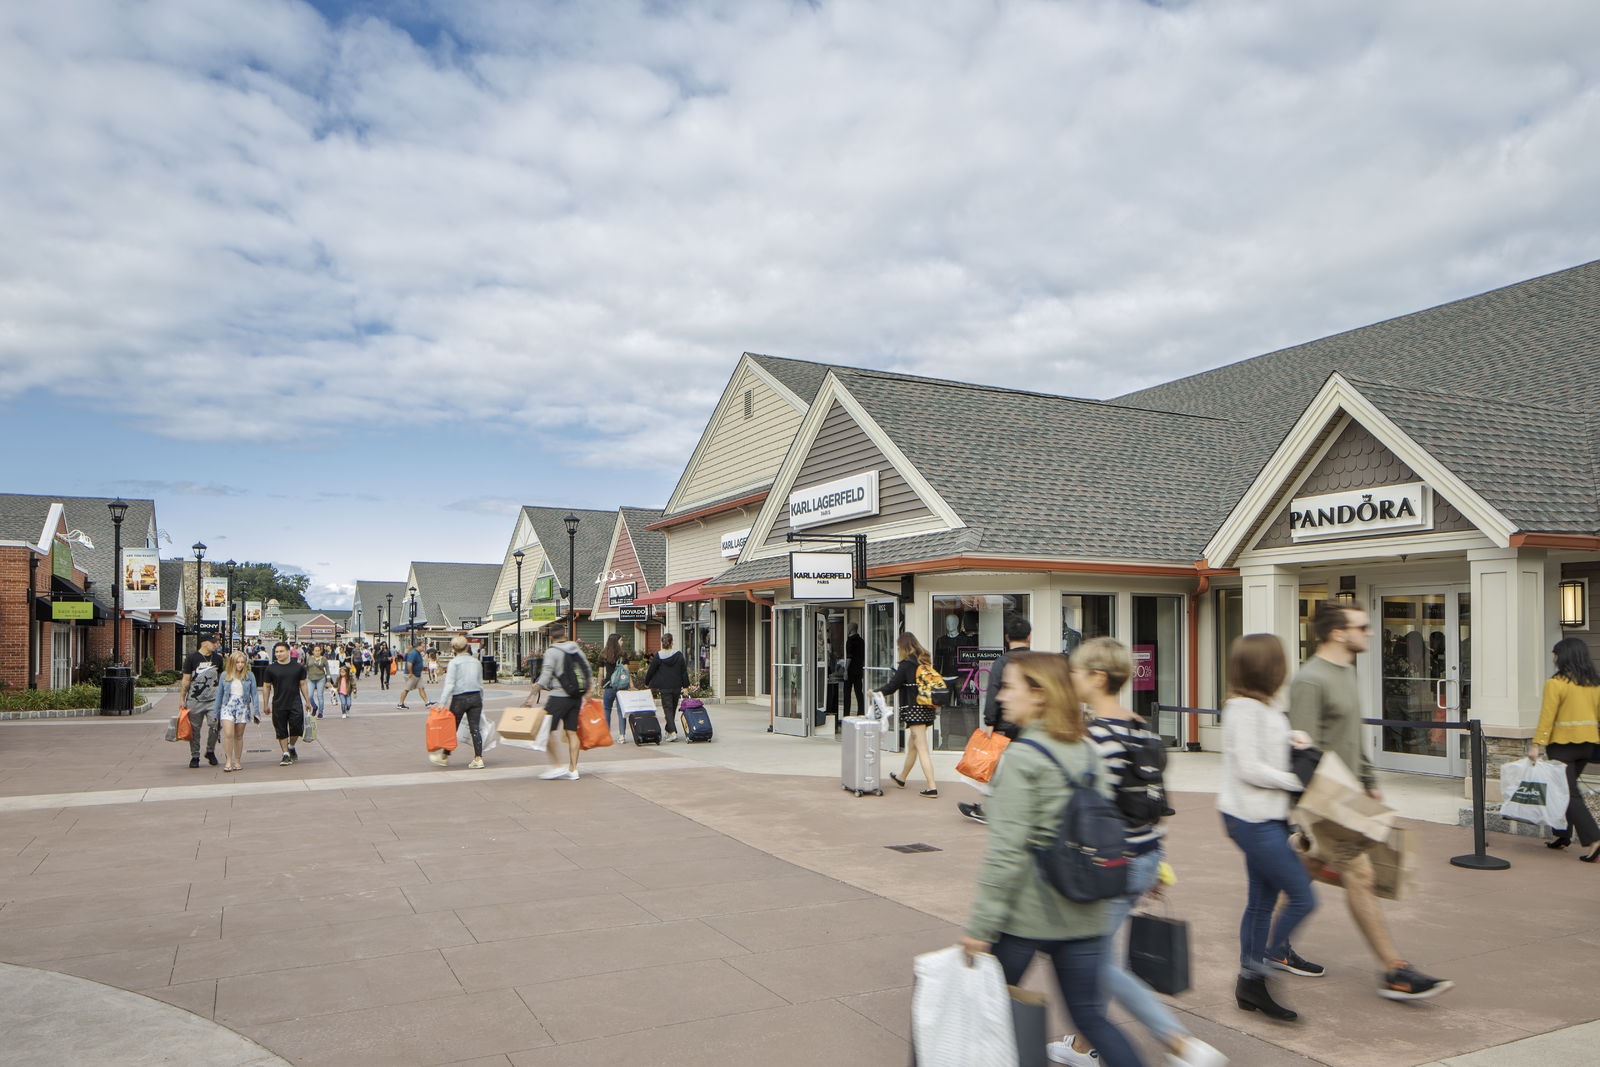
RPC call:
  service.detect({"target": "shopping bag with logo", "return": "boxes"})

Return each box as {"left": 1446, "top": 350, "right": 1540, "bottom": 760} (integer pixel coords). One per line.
{"left": 425, "top": 705, "right": 458, "bottom": 752}
{"left": 1499, "top": 757, "right": 1569, "bottom": 830}
{"left": 955, "top": 728, "right": 1009, "bottom": 784}
{"left": 577, "top": 697, "right": 613, "bottom": 750}
{"left": 1128, "top": 910, "right": 1191, "bottom": 995}
{"left": 910, "top": 945, "right": 1016, "bottom": 1067}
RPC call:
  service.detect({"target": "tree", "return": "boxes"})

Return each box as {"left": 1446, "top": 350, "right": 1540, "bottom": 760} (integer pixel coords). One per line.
{"left": 230, "top": 562, "right": 311, "bottom": 609}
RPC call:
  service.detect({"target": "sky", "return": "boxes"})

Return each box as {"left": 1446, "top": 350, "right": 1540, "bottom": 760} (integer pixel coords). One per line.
{"left": 3, "top": 0, "right": 1599, "bottom": 608}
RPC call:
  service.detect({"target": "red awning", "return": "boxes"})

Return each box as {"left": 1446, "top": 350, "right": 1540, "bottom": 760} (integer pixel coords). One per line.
{"left": 633, "top": 578, "right": 710, "bottom": 605}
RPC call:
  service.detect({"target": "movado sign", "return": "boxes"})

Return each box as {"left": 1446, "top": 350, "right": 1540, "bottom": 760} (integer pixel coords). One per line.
{"left": 720, "top": 528, "right": 751, "bottom": 559}
{"left": 1288, "top": 482, "right": 1432, "bottom": 542}
{"left": 789, "top": 551, "right": 856, "bottom": 601}
{"left": 788, "top": 470, "right": 879, "bottom": 530}
{"left": 607, "top": 582, "right": 636, "bottom": 605}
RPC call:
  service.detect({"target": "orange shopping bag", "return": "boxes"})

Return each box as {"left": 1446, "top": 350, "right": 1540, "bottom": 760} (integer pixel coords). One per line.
{"left": 176, "top": 707, "right": 193, "bottom": 742}
{"left": 955, "top": 728, "right": 1009, "bottom": 784}
{"left": 576, "top": 697, "right": 613, "bottom": 751}
{"left": 426, "top": 705, "right": 458, "bottom": 752}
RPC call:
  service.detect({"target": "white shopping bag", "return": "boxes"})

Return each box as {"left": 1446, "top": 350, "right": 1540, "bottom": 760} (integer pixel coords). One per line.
{"left": 911, "top": 945, "right": 1017, "bottom": 1067}
{"left": 1499, "top": 757, "right": 1569, "bottom": 830}
{"left": 459, "top": 712, "right": 500, "bottom": 753}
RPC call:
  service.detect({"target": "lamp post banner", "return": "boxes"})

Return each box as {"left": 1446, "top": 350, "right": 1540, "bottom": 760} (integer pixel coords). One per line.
{"left": 244, "top": 601, "right": 262, "bottom": 636}
{"left": 201, "top": 577, "right": 228, "bottom": 622}
{"left": 120, "top": 547, "right": 160, "bottom": 610}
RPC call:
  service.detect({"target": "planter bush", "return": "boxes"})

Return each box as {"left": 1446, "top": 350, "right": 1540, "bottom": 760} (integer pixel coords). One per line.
{"left": 0, "top": 685, "right": 146, "bottom": 711}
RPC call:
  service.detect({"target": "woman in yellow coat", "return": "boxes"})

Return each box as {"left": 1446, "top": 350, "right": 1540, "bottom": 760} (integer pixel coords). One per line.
{"left": 1528, "top": 636, "right": 1600, "bottom": 860}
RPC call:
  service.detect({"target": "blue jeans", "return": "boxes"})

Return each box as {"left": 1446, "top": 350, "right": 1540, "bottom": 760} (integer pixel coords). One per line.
{"left": 1222, "top": 815, "right": 1317, "bottom": 976}
{"left": 991, "top": 933, "right": 1144, "bottom": 1067}
{"left": 308, "top": 678, "right": 325, "bottom": 715}
{"left": 1101, "top": 849, "right": 1187, "bottom": 1047}
{"left": 603, "top": 687, "right": 622, "bottom": 733}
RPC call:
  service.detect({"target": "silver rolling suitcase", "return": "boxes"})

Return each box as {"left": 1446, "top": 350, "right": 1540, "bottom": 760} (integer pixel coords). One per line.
{"left": 841, "top": 716, "right": 883, "bottom": 797}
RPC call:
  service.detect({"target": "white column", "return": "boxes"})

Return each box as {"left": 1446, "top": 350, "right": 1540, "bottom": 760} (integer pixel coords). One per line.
{"left": 1469, "top": 547, "right": 1547, "bottom": 732}
{"left": 1239, "top": 564, "right": 1300, "bottom": 663}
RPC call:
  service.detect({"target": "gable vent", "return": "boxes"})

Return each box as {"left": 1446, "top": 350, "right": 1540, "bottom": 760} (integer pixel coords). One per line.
{"left": 743, "top": 389, "right": 753, "bottom": 419}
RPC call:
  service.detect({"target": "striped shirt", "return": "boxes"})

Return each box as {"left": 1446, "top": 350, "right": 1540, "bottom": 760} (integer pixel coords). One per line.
{"left": 1088, "top": 716, "right": 1165, "bottom": 852}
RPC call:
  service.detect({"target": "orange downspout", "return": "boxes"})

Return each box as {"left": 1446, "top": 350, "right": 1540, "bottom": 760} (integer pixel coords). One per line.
{"left": 1187, "top": 573, "right": 1210, "bottom": 749}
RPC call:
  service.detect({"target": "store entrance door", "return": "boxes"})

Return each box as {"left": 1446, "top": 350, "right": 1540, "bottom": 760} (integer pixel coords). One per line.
{"left": 1373, "top": 586, "right": 1470, "bottom": 776}
{"left": 51, "top": 624, "right": 72, "bottom": 689}
{"left": 773, "top": 608, "right": 806, "bottom": 737}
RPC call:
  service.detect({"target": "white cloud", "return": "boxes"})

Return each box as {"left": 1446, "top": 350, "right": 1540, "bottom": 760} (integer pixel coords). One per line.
{"left": 2, "top": 0, "right": 1599, "bottom": 469}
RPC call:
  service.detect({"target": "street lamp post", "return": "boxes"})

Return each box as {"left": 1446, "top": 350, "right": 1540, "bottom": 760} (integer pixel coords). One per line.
{"left": 224, "top": 559, "right": 237, "bottom": 653}
{"left": 192, "top": 541, "right": 206, "bottom": 653}
{"left": 386, "top": 592, "right": 393, "bottom": 651}
{"left": 107, "top": 499, "right": 128, "bottom": 667}
{"left": 409, "top": 593, "right": 418, "bottom": 650}
{"left": 563, "top": 513, "right": 580, "bottom": 630}
{"left": 513, "top": 549, "right": 525, "bottom": 674}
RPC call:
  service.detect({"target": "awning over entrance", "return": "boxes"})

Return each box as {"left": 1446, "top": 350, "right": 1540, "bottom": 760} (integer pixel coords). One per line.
{"left": 468, "top": 618, "right": 518, "bottom": 636}
{"left": 633, "top": 578, "right": 709, "bottom": 605}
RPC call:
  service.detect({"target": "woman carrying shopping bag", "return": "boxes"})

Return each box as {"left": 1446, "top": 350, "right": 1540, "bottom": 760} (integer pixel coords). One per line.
{"left": 1049, "top": 638, "right": 1225, "bottom": 1067}
{"left": 1528, "top": 636, "right": 1600, "bottom": 860}
{"left": 430, "top": 635, "right": 486, "bottom": 769}
{"left": 956, "top": 651, "right": 1145, "bottom": 1067}
{"left": 877, "top": 633, "right": 940, "bottom": 797}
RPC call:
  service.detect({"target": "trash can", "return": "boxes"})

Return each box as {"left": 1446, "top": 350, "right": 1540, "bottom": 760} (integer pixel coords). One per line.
{"left": 481, "top": 656, "right": 498, "bottom": 683}
{"left": 99, "top": 665, "right": 136, "bottom": 715}
{"left": 251, "top": 661, "right": 268, "bottom": 687}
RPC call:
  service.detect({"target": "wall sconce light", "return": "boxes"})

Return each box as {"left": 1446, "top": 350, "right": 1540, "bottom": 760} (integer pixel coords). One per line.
{"left": 1559, "top": 579, "right": 1587, "bottom": 629}
{"left": 1336, "top": 575, "right": 1357, "bottom": 604}
{"left": 707, "top": 607, "right": 717, "bottom": 647}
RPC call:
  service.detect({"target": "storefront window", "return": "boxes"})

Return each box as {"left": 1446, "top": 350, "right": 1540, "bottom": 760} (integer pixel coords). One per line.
{"left": 1132, "top": 594, "right": 1182, "bottom": 745}
{"left": 929, "top": 594, "right": 1030, "bottom": 751}
{"left": 1214, "top": 588, "right": 1242, "bottom": 708}
{"left": 867, "top": 601, "right": 897, "bottom": 698}
{"left": 1061, "top": 594, "right": 1114, "bottom": 655}
{"left": 1297, "top": 584, "right": 1329, "bottom": 665}
{"left": 774, "top": 608, "right": 804, "bottom": 730}
{"left": 680, "top": 601, "right": 713, "bottom": 690}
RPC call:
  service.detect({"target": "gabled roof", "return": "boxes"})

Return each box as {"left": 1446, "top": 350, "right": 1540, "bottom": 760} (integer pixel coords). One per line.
{"left": 0, "top": 495, "right": 159, "bottom": 609}
{"left": 409, "top": 562, "right": 502, "bottom": 629}
{"left": 159, "top": 559, "right": 186, "bottom": 613}
{"left": 619, "top": 507, "right": 667, "bottom": 590}
{"left": 745, "top": 353, "right": 836, "bottom": 407}
{"left": 521, "top": 507, "right": 617, "bottom": 606}
{"left": 353, "top": 580, "right": 409, "bottom": 626}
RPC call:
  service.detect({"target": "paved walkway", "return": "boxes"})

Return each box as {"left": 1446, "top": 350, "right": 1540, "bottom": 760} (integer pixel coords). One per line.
{"left": 0, "top": 683, "right": 1594, "bottom": 1065}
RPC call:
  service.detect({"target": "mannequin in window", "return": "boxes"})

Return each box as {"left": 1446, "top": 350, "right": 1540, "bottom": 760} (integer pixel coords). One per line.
{"left": 934, "top": 612, "right": 972, "bottom": 677}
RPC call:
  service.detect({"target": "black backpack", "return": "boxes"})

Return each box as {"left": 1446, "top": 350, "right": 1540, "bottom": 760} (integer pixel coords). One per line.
{"left": 1013, "top": 738, "right": 1130, "bottom": 904}
{"left": 1096, "top": 719, "right": 1168, "bottom": 827}
{"left": 554, "top": 647, "right": 591, "bottom": 698}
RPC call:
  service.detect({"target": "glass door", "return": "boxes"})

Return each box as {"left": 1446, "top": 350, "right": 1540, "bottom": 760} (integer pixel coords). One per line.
{"left": 1374, "top": 587, "right": 1469, "bottom": 775}
{"left": 773, "top": 608, "right": 806, "bottom": 736}
{"left": 866, "top": 599, "right": 901, "bottom": 752}
{"left": 1131, "top": 595, "right": 1183, "bottom": 746}
{"left": 51, "top": 624, "right": 72, "bottom": 688}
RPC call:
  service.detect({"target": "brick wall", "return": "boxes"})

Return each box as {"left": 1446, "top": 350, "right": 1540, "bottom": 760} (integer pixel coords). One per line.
{"left": 0, "top": 546, "right": 52, "bottom": 691}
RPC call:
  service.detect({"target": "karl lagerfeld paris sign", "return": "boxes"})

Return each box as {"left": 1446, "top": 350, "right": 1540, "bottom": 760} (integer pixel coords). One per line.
{"left": 788, "top": 470, "right": 879, "bottom": 530}
{"left": 1288, "top": 482, "right": 1433, "bottom": 543}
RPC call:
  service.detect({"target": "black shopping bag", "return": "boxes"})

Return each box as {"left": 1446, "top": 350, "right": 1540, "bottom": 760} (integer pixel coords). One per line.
{"left": 1128, "top": 912, "right": 1190, "bottom": 995}
{"left": 1009, "top": 986, "right": 1048, "bottom": 1067}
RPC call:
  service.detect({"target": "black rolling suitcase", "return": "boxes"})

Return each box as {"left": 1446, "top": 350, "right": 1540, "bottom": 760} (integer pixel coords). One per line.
{"left": 628, "top": 710, "right": 663, "bottom": 745}
{"left": 680, "top": 698, "right": 713, "bottom": 742}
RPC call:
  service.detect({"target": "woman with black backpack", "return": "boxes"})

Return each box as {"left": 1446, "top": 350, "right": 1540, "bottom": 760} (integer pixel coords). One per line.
{"left": 1057, "top": 638, "right": 1225, "bottom": 1067}
{"left": 957, "top": 651, "right": 1143, "bottom": 1066}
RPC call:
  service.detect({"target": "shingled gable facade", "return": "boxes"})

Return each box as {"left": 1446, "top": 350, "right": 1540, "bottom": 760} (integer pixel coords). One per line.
{"left": 644, "top": 353, "right": 834, "bottom": 701}
{"left": 701, "top": 260, "right": 1600, "bottom": 773}
{"left": 588, "top": 507, "right": 667, "bottom": 655}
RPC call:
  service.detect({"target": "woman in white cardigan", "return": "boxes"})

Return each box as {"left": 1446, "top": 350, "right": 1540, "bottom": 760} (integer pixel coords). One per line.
{"left": 1219, "top": 633, "right": 1317, "bottom": 1023}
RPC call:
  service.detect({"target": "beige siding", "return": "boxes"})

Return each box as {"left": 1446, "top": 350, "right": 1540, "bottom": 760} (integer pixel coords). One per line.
{"left": 677, "top": 366, "right": 804, "bottom": 511}
{"left": 762, "top": 400, "right": 933, "bottom": 549}
{"left": 668, "top": 511, "right": 753, "bottom": 584}
{"left": 488, "top": 512, "right": 547, "bottom": 618}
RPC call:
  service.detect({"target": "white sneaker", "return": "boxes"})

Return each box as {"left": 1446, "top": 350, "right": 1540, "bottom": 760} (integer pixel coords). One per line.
{"left": 428, "top": 751, "right": 448, "bottom": 766}
{"left": 1046, "top": 1036, "right": 1098, "bottom": 1066}
{"left": 562, "top": 770, "right": 580, "bottom": 780}
{"left": 538, "top": 766, "right": 568, "bottom": 780}
{"left": 467, "top": 757, "right": 484, "bottom": 769}
{"left": 1168, "top": 1038, "right": 1228, "bottom": 1067}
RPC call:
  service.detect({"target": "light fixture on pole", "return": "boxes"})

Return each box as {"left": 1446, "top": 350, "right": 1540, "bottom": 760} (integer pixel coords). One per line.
{"left": 386, "top": 592, "right": 393, "bottom": 650}
{"left": 107, "top": 499, "right": 128, "bottom": 666}
{"left": 224, "top": 559, "right": 237, "bottom": 652}
{"left": 563, "top": 514, "right": 580, "bottom": 628}
{"left": 1560, "top": 579, "right": 1587, "bottom": 629}
{"left": 192, "top": 541, "right": 206, "bottom": 652}
{"left": 513, "top": 549, "right": 525, "bottom": 673}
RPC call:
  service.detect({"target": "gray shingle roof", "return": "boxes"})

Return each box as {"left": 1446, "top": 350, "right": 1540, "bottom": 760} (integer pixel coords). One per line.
{"left": 409, "top": 562, "right": 502, "bottom": 628}
{"left": 746, "top": 353, "right": 836, "bottom": 405}
{"left": 159, "top": 559, "right": 187, "bottom": 613}
{"left": 709, "top": 529, "right": 980, "bottom": 589}
{"left": 0, "top": 495, "right": 159, "bottom": 609}
{"left": 619, "top": 507, "right": 667, "bottom": 590}
{"left": 521, "top": 507, "right": 618, "bottom": 607}
{"left": 352, "top": 580, "right": 409, "bottom": 630}
{"left": 658, "top": 486, "right": 771, "bottom": 525}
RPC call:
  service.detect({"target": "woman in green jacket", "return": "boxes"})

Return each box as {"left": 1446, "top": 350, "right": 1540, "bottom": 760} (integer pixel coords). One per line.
{"left": 957, "top": 651, "right": 1145, "bottom": 1067}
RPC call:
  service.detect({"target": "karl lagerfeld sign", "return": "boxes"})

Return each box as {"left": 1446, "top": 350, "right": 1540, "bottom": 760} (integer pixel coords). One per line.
{"left": 720, "top": 528, "right": 751, "bottom": 559}
{"left": 790, "top": 551, "right": 857, "bottom": 601}
{"left": 788, "top": 470, "right": 879, "bottom": 530}
{"left": 1288, "top": 483, "right": 1432, "bottom": 542}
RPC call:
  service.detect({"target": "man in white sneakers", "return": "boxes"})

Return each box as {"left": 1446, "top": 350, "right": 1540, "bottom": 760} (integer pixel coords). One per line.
{"left": 520, "top": 621, "right": 591, "bottom": 780}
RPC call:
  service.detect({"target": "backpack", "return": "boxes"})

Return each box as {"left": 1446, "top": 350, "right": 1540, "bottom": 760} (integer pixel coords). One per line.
{"left": 915, "top": 663, "right": 951, "bottom": 707}
{"left": 1098, "top": 719, "right": 1168, "bottom": 827}
{"left": 555, "top": 646, "right": 592, "bottom": 698}
{"left": 608, "top": 662, "right": 631, "bottom": 690}
{"left": 1013, "top": 738, "right": 1130, "bottom": 904}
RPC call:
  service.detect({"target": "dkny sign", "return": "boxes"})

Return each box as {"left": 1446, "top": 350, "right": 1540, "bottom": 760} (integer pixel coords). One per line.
{"left": 788, "top": 470, "right": 879, "bottom": 530}
{"left": 1288, "top": 483, "right": 1432, "bottom": 542}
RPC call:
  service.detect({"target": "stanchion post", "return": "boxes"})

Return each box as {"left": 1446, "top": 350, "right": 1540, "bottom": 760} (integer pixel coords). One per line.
{"left": 1450, "top": 718, "right": 1510, "bottom": 871}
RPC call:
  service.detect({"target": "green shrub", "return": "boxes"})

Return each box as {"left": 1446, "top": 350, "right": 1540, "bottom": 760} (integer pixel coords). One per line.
{"left": 141, "top": 656, "right": 157, "bottom": 678}
{"left": 0, "top": 685, "right": 146, "bottom": 711}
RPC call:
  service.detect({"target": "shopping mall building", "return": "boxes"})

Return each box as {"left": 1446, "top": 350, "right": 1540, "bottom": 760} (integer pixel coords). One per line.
{"left": 662, "top": 260, "right": 1600, "bottom": 776}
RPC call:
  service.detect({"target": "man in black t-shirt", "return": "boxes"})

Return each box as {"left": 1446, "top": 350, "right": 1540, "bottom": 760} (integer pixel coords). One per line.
{"left": 260, "top": 640, "right": 311, "bottom": 766}
{"left": 179, "top": 634, "right": 225, "bottom": 768}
